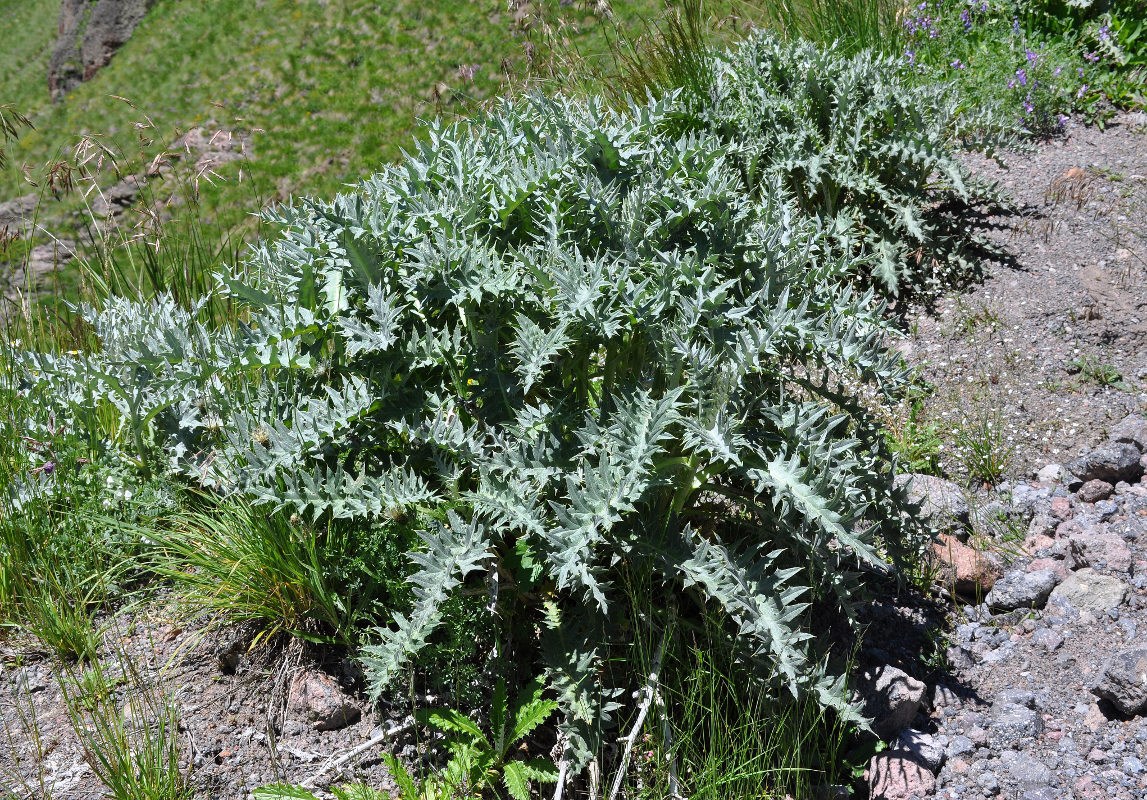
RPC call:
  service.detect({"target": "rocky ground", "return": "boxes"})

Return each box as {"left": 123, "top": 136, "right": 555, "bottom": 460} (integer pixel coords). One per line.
{"left": 861, "top": 110, "right": 1147, "bottom": 800}
{"left": 1, "top": 114, "right": 1146, "bottom": 799}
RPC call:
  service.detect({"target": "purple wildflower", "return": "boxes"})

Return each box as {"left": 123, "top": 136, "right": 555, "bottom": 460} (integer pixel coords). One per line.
{"left": 961, "top": 8, "right": 972, "bottom": 31}
{"left": 1015, "top": 68, "right": 1027, "bottom": 86}
{"left": 951, "top": 59, "right": 965, "bottom": 69}
{"left": 1098, "top": 24, "right": 1110, "bottom": 41}
{"left": 1084, "top": 51, "right": 1099, "bottom": 62}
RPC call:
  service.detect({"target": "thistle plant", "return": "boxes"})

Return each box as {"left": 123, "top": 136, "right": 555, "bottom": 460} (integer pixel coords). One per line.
{"left": 15, "top": 89, "right": 927, "bottom": 781}
{"left": 695, "top": 31, "right": 1018, "bottom": 296}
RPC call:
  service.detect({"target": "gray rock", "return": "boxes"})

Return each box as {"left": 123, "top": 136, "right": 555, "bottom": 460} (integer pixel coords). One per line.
{"left": 1078, "top": 479, "right": 1115, "bottom": 502}
{"left": 1111, "top": 415, "right": 1147, "bottom": 453}
{"left": 931, "top": 684, "right": 960, "bottom": 710}
{"left": 893, "top": 729, "right": 945, "bottom": 772}
{"left": 1027, "top": 510, "right": 1058, "bottom": 539}
{"left": 946, "top": 645, "right": 977, "bottom": 671}
{"left": 1037, "top": 463, "right": 1065, "bottom": 483}
{"left": 995, "top": 688, "right": 1035, "bottom": 708}
{"left": 0, "top": 194, "right": 36, "bottom": 229}
{"left": 1067, "top": 443, "right": 1144, "bottom": 485}
{"left": 48, "top": 0, "right": 154, "bottom": 101}
{"left": 856, "top": 665, "right": 927, "bottom": 740}
{"left": 1049, "top": 568, "right": 1130, "bottom": 614}
{"left": 1009, "top": 483, "right": 1050, "bottom": 521}
{"left": 1001, "top": 751, "right": 1053, "bottom": 787}
{"left": 1021, "top": 788, "right": 1057, "bottom": 800}
{"left": 1068, "top": 530, "right": 1133, "bottom": 573}
{"left": 985, "top": 569, "right": 1057, "bottom": 611}
{"left": 947, "top": 735, "right": 975, "bottom": 758}
{"left": 896, "top": 473, "right": 969, "bottom": 531}
{"left": 1090, "top": 646, "right": 1147, "bottom": 716}
{"left": 990, "top": 701, "right": 1044, "bottom": 749}
{"left": 1032, "top": 628, "right": 1064, "bottom": 651}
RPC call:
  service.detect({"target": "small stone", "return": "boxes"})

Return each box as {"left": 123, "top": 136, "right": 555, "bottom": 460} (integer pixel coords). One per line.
{"left": 1079, "top": 479, "right": 1115, "bottom": 503}
{"left": 1049, "top": 568, "right": 1130, "bottom": 614}
{"left": 989, "top": 701, "right": 1044, "bottom": 749}
{"left": 1087, "top": 747, "right": 1108, "bottom": 763}
{"left": 1037, "top": 463, "right": 1065, "bottom": 483}
{"left": 1090, "top": 646, "right": 1147, "bottom": 716}
{"left": 1068, "top": 443, "right": 1144, "bottom": 485}
{"left": 985, "top": 569, "right": 1057, "bottom": 611}
{"left": 1032, "top": 629, "right": 1064, "bottom": 651}
{"left": 856, "top": 665, "right": 927, "bottom": 740}
{"left": 896, "top": 473, "right": 970, "bottom": 531}
{"left": 893, "top": 729, "right": 945, "bottom": 772}
{"left": 947, "top": 735, "right": 975, "bottom": 757}
{"left": 867, "top": 753, "right": 937, "bottom": 800}
{"left": 287, "top": 670, "right": 362, "bottom": 731}
{"left": 1001, "top": 751, "right": 1053, "bottom": 787}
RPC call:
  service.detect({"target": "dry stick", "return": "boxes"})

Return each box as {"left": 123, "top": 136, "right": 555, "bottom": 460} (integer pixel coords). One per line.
{"left": 657, "top": 691, "right": 681, "bottom": 799}
{"left": 607, "top": 628, "right": 668, "bottom": 800}
{"left": 552, "top": 760, "right": 569, "bottom": 800}
{"left": 299, "top": 720, "right": 415, "bottom": 788}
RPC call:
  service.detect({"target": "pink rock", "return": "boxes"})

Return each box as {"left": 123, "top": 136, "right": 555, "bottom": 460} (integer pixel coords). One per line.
{"left": 1055, "top": 519, "right": 1082, "bottom": 539}
{"left": 1078, "top": 479, "right": 1114, "bottom": 503}
{"left": 287, "top": 670, "right": 361, "bottom": 731}
{"left": 867, "top": 753, "right": 936, "bottom": 800}
{"left": 1075, "top": 776, "right": 1102, "bottom": 800}
{"left": 1024, "top": 534, "right": 1055, "bottom": 552}
{"left": 1051, "top": 496, "right": 1073, "bottom": 519}
{"left": 1028, "top": 558, "right": 1069, "bottom": 582}
{"left": 931, "top": 534, "right": 1001, "bottom": 597}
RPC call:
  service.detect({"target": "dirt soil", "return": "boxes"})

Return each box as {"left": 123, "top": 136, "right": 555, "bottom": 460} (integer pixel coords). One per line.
{"left": 901, "top": 110, "right": 1147, "bottom": 482}
{"left": 2, "top": 112, "right": 1146, "bottom": 800}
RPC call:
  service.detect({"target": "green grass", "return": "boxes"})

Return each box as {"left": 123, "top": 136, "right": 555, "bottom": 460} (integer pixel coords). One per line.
{"left": 0, "top": 1, "right": 675, "bottom": 257}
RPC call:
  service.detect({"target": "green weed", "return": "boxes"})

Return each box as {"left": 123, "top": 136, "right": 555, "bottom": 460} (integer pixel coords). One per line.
{"left": 887, "top": 399, "right": 944, "bottom": 476}
{"left": 952, "top": 412, "right": 1016, "bottom": 486}
{"left": 1068, "top": 354, "right": 1129, "bottom": 390}
{"left": 750, "top": 0, "right": 904, "bottom": 55}
{"left": 60, "top": 650, "right": 190, "bottom": 800}
{"left": 953, "top": 299, "right": 1003, "bottom": 337}
{"left": 133, "top": 499, "right": 406, "bottom": 647}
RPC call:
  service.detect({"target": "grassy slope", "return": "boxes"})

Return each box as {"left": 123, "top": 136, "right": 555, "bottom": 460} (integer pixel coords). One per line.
{"left": 0, "top": 0, "right": 679, "bottom": 224}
